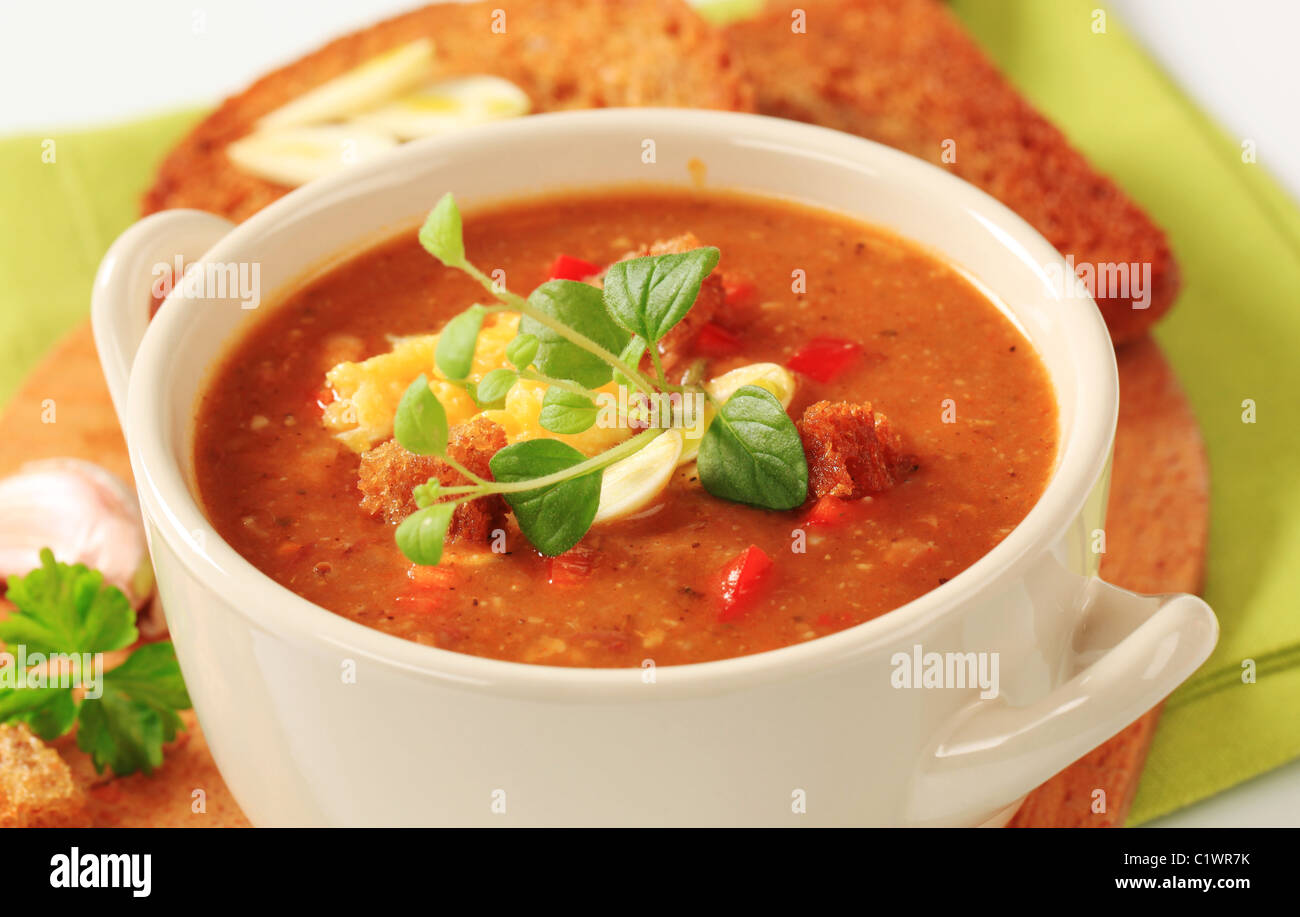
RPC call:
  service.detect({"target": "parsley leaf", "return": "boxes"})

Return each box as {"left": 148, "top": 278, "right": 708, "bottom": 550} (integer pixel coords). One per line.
{"left": 0, "top": 685, "right": 78, "bottom": 741}
{"left": 0, "top": 549, "right": 136, "bottom": 655}
{"left": 0, "top": 550, "right": 192, "bottom": 776}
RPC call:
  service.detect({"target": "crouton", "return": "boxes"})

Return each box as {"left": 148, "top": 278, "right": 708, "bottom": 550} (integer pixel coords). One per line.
{"left": 358, "top": 415, "right": 507, "bottom": 543}
{"left": 0, "top": 723, "right": 85, "bottom": 828}
{"left": 617, "top": 233, "right": 727, "bottom": 373}
{"left": 798, "top": 400, "right": 917, "bottom": 499}
{"left": 144, "top": 0, "right": 753, "bottom": 221}
{"left": 726, "top": 0, "right": 1179, "bottom": 343}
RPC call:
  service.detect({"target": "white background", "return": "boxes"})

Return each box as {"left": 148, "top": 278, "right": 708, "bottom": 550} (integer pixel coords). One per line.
{"left": 0, "top": 0, "right": 1296, "bottom": 826}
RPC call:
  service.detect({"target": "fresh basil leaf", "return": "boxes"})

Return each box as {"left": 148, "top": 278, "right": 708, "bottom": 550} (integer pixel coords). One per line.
{"left": 698, "top": 385, "right": 808, "bottom": 510}
{"left": 395, "top": 502, "right": 457, "bottom": 566}
{"left": 505, "top": 333, "right": 539, "bottom": 369}
{"left": 522, "top": 281, "right": 630, "bottom": 389}
{"left": 540, "top": 388, "right": 599, "bottom": 434}
{"left": 418, "top": 192, "right": 465, "bottom": 267}
{"left": 435, "top": 305, "right": 486, "bottom": 381}
{"left": 602, "top": 248, "right": 720, "bottom": 344}
{"left": 489, "top": 440, "right": 602, "bottom": 556}
{"left": 475, "top": 368, "right": 518, "bottom": 408}
{"left": 612, "top": 335, "right": 647, "bottom": 388}
{"left": 393, "top": 375, "right": 448, "bottom": 456}
{"left": 0, "top": 549, "right": 136, "bottom": 656}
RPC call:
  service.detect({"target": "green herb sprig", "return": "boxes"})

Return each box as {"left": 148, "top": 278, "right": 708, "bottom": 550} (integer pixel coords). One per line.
{"left": 0, "top": 549, "right": 191, "bottom": 777}
{"left": 392, "top": 194, "right": 809, "bottom": 564}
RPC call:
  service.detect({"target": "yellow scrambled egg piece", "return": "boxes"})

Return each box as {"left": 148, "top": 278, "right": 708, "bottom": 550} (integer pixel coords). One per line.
{"left": 323, "top": 312, "right": 632, "bottom": 456}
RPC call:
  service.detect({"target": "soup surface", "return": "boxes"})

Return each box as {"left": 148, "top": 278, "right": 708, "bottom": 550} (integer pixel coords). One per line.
{"left": 194, "top": 188, "right": 1057, "bottom": 667}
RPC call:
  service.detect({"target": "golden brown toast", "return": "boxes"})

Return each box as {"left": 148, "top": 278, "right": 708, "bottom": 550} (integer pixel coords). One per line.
{"left": 725, "top": 0, "right": 1179, "bottom": 343}
{"left": 0, "top": 723, "right": 86, "bottom": 828}
{"left": 143, "top": 0, "right": 753, "bottom": 222}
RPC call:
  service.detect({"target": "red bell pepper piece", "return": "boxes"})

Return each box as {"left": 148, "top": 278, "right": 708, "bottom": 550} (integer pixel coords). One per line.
{"left": 407, "top": 565, "right": 460, "bottom": 590}
{"left": 547, "top": 543, "right": 597, "bottom": 586}
{"left": 715, "top": 545, "right": 775, "bottom": 623}
{"left": 802, "top": 495, "right": 871, "bottom": 528}
{"left": 722, "top": 276, "right": 758, "bottom": 311}
{"left": 694, "top": 321, "right": 743, "bottom": 357}
{"left": 394, "top": 593, "right": 445, "bottom": 615}
{"left": 547, "top": 254, "right": 602, "bottom": 282}
{"left": 786, "top": 337, "right": 862, "bottom": 384}
{"left": 396, "top": 565, "right": 461, "bottom": 614}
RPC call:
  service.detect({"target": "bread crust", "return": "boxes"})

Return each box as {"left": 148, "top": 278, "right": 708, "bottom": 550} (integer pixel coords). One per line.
{"left": 0, "top": 723, "right": 86, "bottom": 828}
{"left": 725, "top": 0, "right": 1179, "bottom": 343}
{"left": 358, "top": 415, "right": 507, "bottom": 542}
{"left": 798, "top": 400, "right": 915, "bottom": 499}
{"left": 617, "top": 232, "right": 728, "bottom": 372}
{"left": 143, "top": 0, "right": 753, "bottom": 221}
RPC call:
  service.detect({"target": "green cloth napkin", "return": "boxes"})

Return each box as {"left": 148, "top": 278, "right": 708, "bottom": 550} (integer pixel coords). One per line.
{"left": 1, "top": 0, "right": 1296, "bottom": 825}
{"left": 0, "top": 109, "right": 203, "bottom": 401}
{"left": 949, "top": 0, "right": 1300, "bottom": 825}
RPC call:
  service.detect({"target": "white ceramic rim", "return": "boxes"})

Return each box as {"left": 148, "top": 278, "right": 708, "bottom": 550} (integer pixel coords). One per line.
{"left": 127, "top": 109, "right": 1118, "bottom": 700}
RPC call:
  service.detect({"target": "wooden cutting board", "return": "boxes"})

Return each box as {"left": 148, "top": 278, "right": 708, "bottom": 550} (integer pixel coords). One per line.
{"left": 0, "top": 325, "right": 1208, "bottom": 827}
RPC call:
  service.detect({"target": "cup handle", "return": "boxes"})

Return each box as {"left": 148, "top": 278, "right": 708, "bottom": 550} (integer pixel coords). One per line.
{"left": 91, "top": 209, "right": 236, "bottom": 425}
{"left": 905, "top": 579, "right": 1218, "bottom": 826}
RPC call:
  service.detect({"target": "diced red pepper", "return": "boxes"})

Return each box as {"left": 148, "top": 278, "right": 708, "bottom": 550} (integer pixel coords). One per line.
{"left": 714, "top": 545, "right": 775, "bottom": 623}
{"left": 547, "top": 254, "right": 602, "bottom": 282}
{"left": 694, "top": 321, "right": 743, "bottom": 357}
{"left": 802, "top": 495, "right": 872, "bottom": 528}
{"left": 407, "top": 565, "right": 460, "bottom": 590}
{"left": 547, "top": 543, "right": 597, "bottom": 586}
{"left": 786, "top": 337, "right": 862, "bottom": 384}
{"left": 722, "top": 276, "right": 758, "bottom": 311}
{"left": 394, "top": 593, "right": 446, "bottom": 615}
{"left": 815, "top": 610, "right": 855, "bottom": 630}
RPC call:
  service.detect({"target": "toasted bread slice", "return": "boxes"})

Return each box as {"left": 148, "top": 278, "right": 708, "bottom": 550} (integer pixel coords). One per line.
{"left": 144, "top": 0, "right": 753, "bottom": 221}
{"left": 0, "top": 723, "right": 86, "bottom": 828}
{"left": 725, "top": 0, "right": 1178, "bottom": 343}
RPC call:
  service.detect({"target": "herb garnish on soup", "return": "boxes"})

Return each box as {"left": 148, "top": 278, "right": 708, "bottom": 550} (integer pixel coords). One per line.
{"left": 194, "top": 188, "right": 1056, "bottom": 666}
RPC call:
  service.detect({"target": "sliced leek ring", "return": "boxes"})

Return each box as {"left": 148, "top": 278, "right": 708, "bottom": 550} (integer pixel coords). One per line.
{"left": 352, "top": 75, "right": 533, "bottom": 140}
{"left": 593, "top": 430, "right": 683, "bottom": 524}
{"left": 227, "top": 125, "right": 399, "bottom": 187}
{"left": 257, "top": 39, "right": 436, "bottom": 130}
{"left": 677, "top": 404, "right": 714, "bottom": 466}
{"left": 704, "top": 362, "right": 797, "bottom": 408}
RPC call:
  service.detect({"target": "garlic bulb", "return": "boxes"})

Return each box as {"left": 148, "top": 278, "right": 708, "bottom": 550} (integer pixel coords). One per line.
{"left": 0, "top": 459, "right": 154, "bottom": 610}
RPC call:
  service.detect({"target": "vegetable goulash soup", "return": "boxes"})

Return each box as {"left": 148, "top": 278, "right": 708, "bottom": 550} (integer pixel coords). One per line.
{"left": 194, "top": 188, "right": 1057, "bottom": 667}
